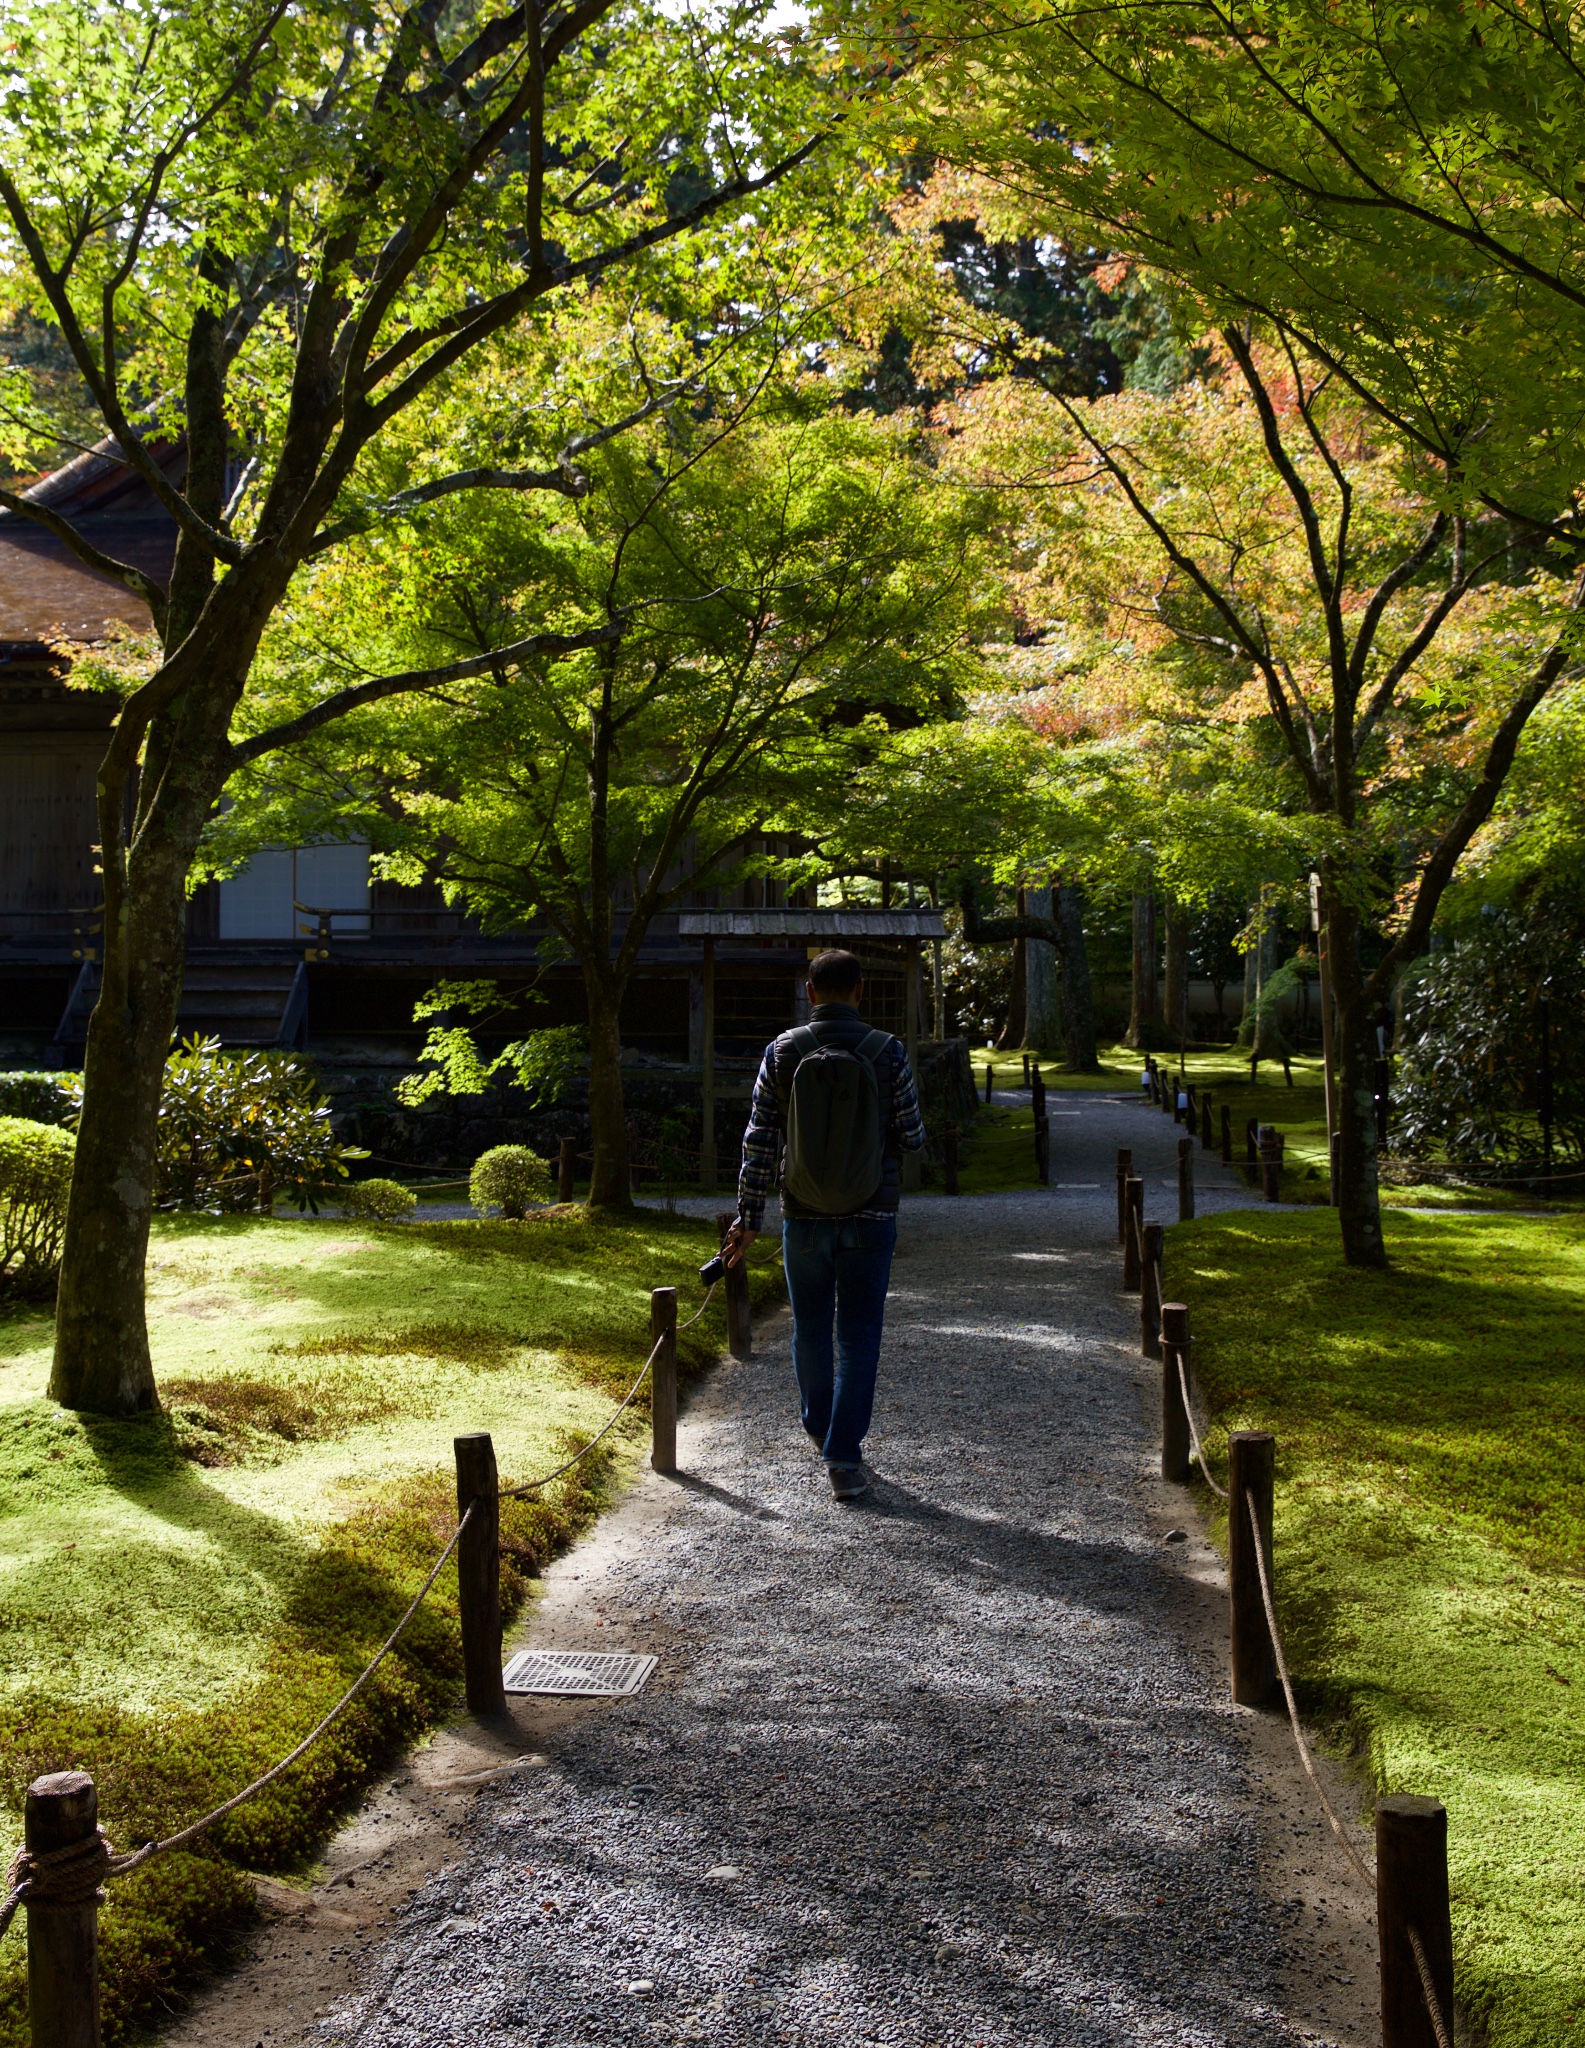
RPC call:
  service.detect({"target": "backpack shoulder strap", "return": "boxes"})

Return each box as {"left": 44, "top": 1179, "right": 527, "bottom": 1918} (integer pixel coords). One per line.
{"left": 855, "top": 1028, "right": 892, "bottom": 1065}
{"left": 772, "top": 1024, "right": 823, "bottom": 1109}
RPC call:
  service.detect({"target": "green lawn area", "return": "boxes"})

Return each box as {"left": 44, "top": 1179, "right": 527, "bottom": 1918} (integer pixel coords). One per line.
{"left": 0, "top": 1207, "right": 778, "bottom": 2046}
{"left": 961, "top": 1045, "right": 1582, "bottom": 1210}
{"left": 1172, "top": 1208, "right": 1585, "bottom": 2048}
{"left": 944, "top": 1047, "right": 1336, "bottom": 1198}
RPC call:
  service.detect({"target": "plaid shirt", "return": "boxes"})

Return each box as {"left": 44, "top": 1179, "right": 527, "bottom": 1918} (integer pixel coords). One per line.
{"left": 736, "top": 1016, "right": 926, "bottom": 1230}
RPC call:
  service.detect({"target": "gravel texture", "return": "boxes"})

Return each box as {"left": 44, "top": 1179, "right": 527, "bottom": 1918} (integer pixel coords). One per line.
{"left": 313, "top": 1093, "right": 1368, "bottom": 2048}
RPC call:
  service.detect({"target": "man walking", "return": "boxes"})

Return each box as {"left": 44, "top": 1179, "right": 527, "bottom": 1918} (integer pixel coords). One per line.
{"left": 723, "top": 949, "right": 925, "bottom": 1501}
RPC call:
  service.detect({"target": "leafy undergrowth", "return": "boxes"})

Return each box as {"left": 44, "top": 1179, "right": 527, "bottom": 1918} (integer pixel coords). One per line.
{"left": 1172, "top": 1208, "right": 1585, "bottom": 2048}
{"left": 0, "top": 1205, "right": 778, "bottom": 2046}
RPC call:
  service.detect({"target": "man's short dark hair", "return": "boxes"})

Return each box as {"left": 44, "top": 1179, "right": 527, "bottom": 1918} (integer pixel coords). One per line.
{"left": 808, "top": 949, "right": 862, "bottom": 994}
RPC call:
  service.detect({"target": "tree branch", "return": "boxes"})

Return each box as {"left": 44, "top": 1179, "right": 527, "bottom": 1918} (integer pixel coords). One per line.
{"left": 1354, "top": 537, "right": 1510, "bottom": 750}
{"left": 1364, "top": 568, "right": 1585, "bottom": 1005}
{"left": 361, "top": 130, "right": 827, "bottom": 428}
{"left": 959, "top": 877, "right": 1066, "bottom": 955}
{"left": 1344, "top": 511, "right": 1447, "bottom": 697}
{"left": 0, "top": 490, "right": 169, "bottom": 636}
{"left": 230, "top": 622, "right": 622, "bottom": 764}
{"left": 308, "top": 466, "right": 583, "bottom": 552}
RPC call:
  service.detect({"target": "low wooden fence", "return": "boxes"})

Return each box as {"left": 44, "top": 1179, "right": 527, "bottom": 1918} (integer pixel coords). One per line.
{"left": 1121, "top": 1154, "right": 1457, "bottom": 2048}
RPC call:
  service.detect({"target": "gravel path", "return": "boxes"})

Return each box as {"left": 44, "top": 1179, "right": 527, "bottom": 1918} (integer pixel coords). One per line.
{"left": 314, "top": 1094, "right": 1374, "bottom": 2048}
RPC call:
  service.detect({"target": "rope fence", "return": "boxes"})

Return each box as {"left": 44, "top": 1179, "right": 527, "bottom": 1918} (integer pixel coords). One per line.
{"left": 2, "top": 1253, "right": 757, "bottom": 2048}
{"left": 1125, "top": 1138, "right": 1458, "bottom": 2048}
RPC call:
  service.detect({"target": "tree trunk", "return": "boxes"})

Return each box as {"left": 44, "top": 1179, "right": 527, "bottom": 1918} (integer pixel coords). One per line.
{"left": 50, "top": 625, "right": 255, "bottom": 1412}
{"left": 49, "top": 838, "right": 194, "bottom": 1413}
{"left": 1162, "top": 899, "right": 1189, "bottom": 1048}
{"left": 996, "top": 891, "right": 1028, "bottom": 1050}
{"left": 1056, "top": 882, "right": 1099, "bottom": 1071}
{"left": 1126, "top": 891, "right": 1157, "bottom": 1048}
{"left": 1326, "top": 902, "right": 1387, "bottom": 1267}
{"left": 1023, "top": 882, "right": 1062, "bottom": 1054}
{"left": 584, "top": 983, "right": 634, "bottom": 1209}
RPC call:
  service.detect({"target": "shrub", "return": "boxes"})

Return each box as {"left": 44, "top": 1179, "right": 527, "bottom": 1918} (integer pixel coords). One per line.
{"left": 157, "top": 1038, "right": 365, "bottom": 1212}
{"left": 1393, "top": 902, "right": 1585, "bottom": 1174}
{"left": 469, "top": 1144, "right": 553, "bottom": 1219}
{"left": 0, "top": 1117, "right": 75, "bottom": 1297}
{"left": 0, "top": 1072, "right": 79, "bottom": 1128}
{"left": 342, "top": 1178, "right": 417, "bottom": 1224}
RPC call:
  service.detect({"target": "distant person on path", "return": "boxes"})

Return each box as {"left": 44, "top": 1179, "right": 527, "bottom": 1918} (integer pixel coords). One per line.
{"left": 723, "top": 949, "right": 925, "bottom": 1501}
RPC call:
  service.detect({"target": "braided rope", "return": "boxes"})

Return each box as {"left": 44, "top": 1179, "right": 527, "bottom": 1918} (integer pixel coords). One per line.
{"left": 497, "top": 1284, "right": 719, "bottom": 1501}
{"left": 0, "top": 1270, "right": 741, "bottom": 1913}
{"left": 1246, "top": 1492, "right": 1376, "bottom": 1892}
{"left": 0, "top": 1827, "right": 115, "bottom": 1939}
{"left": 1174, "top": 1351, "right": 1229, "bottom": 1502}
{"left": 1407, "top": 1923, "right": 1455, "bottom": 2048}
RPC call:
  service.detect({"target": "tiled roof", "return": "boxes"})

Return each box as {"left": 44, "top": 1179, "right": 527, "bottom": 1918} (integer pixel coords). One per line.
{"left": 677, "top": 908, "right": 945, "bottom": 938}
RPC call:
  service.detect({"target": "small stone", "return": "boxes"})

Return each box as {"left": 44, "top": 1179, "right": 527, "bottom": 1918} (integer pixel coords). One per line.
{"left": 1163, "top": 1528, "right": 1189, "bottom": 1544}
{"left": 627, "top": 1980, "right": 655, "bottom": 1995}
{"left": 704, "top": 1865, "right": 741, "bottom": 1879}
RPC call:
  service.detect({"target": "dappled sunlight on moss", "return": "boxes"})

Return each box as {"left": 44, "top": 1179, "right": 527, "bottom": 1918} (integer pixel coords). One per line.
{"left": 1177, "top": 1209, "right": 1585, "bottom": 2048}
{"left": 0, "top": 1206, "right": 779, "bottom": 2048}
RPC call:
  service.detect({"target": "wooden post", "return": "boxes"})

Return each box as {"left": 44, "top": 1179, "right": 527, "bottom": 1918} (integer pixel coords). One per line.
{"left": 1031, "top": 1066, "right": 1046, "bottom": 1119}
{"left": 1200, "top": 1089, "right": 1214, "bottom": 1150}
{"left": 1172, "top": 1079, "right": 1184, "bottom": 1125}
{"left": 1377, "top": 1795, "right": 1454, "bottom": 2048}
{"left": 1228, "top": 1429, "right": 1277, "bottom": 1706}
{"left": 944, "top": 1122, "right": 959, "bottom": 1196}
{"left": 649, "top": 1285, "right": 677, "bottom": 1474}
{"left": 453, "top": 1433, "right": 504, "bottom": 1716}
{"left": 902, "top": 939, "right": 922, "bottom": 1192}
{"left": 1115, "top": 1148, "right": 1132, "bottom": 1245}
{"left": 1259, "top": 1124, "right": 1282, "bottom": 1202}
{"left": 1147, "top": 1056, "right": 1160, "bottom": 1105}
{"left": 1123, "top": 1176, "right": 1144, "bottom": 1290}
{"left": 716, "top": 1211, "right": 752, "bottom": 1360}
{"left": 25, "top": 1771, "right": 101, "bottom": 2048}
{"left": 1139, "top": 1222, "right": 1163, "bottom": 1357}
{"left": 1159, "top": 1065, "right": 1175, "bottom": 1114}
{"left": 557, "top": 1136, "right": 576, "bottom": 1205}
{"left": 700, "top": 936, "right": 716, "bottom": 1192}
{"left": 984, "top": 1061, "right": 994, "bottom": 1104}
{"left": 1246, "top": 1114, "right": 1260, "bottom": 1182}
{"left": 1221, "top": 1102, "right": 1234, "bottom": 1164}
{"left": 1177, "top": 1135, "right": 1196, "bottom": 1222}
{"left": 1022, "top": 1053, "right": 1030, "bottom": 1086}
{"left": 1314, "top": 872, "right": 1339, "bottom": 1178}
{"left": 1034, "top": 1112, "right": 1050, "bottom": 1186}
{"left": 1160, "top": 1303, "right": 1191, "bottom": 1483}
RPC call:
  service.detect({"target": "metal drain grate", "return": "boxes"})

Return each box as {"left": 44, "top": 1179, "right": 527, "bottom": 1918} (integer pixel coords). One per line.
{"left": 502, "top": 1650, "right": 657, "bottom": 1697}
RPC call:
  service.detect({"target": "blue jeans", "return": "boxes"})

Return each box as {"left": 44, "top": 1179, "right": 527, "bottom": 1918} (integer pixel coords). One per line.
{"left": 781, "top": 1214, "right": 898, "bottom": 1466}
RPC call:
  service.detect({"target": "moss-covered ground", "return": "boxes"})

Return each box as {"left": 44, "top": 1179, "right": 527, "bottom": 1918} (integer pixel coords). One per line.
{"left": 0, "top": 1207, "right": 778, "bottom": 2046}
{"left": 943, "top": 1049, "right": 1334, "bottom": 1198}
{"left": 1172, "top": 1207, "right": 1585, "bottom": 2048}
{"left": 953, "top": 1048, "right": 1581, "bottom": 1210}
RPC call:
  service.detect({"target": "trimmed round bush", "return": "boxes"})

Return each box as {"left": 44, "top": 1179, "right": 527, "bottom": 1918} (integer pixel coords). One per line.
{"left": 343, "top": 1178, "right": 417, "bottom": 1223}
{"left": 469, "top": 1145, "right": 553, "bottom": 1220}
{"left": 0, "top": 1115, "right": 76, "bottom": 1296}
{"left": 0, "top": 1071, "right": 80, "bottom": 1127}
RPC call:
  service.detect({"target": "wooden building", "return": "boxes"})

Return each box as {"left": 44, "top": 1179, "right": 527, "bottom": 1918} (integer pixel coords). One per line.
{"left": 1, "top": 439, "right": 945, "bottom": 1074}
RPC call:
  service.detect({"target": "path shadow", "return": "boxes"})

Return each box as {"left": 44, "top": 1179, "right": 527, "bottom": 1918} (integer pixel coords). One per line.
{"left": 665, "top": 1470, "right": 782, "bottom": 1522}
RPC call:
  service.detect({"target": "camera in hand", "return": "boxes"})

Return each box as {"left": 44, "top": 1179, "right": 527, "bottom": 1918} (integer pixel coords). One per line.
{"left": 699, "top": 1252, "right": 727, "bottom": 1286}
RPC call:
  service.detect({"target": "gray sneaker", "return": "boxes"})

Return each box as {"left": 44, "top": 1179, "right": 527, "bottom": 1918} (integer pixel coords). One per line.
{"left": 827, "top": 1463, "right": 869, "bottom": 1502}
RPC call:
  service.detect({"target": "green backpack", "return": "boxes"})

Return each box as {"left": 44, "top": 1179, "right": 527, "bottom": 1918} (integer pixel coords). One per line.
{"left": 779, "top": 1024, "right": 892, "bottom": 1215}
